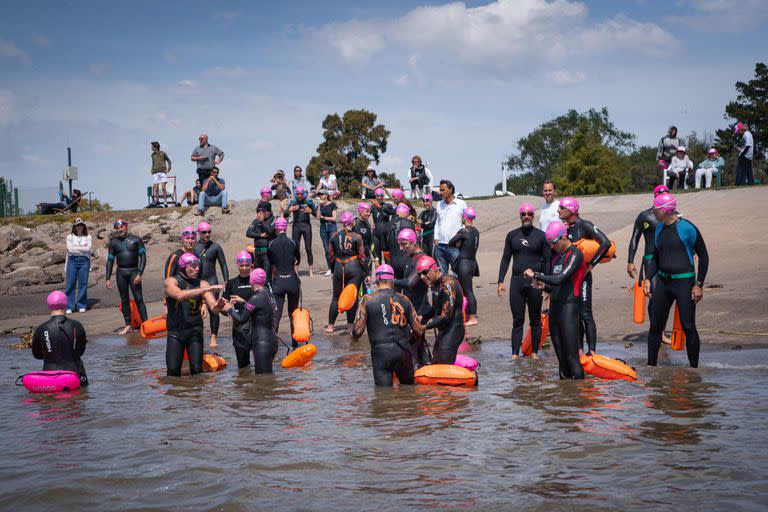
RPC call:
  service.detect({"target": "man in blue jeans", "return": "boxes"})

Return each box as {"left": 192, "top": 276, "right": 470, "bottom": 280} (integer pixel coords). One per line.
{"left": 433, "top": 179, "right": 466, "bottom": 273}
{"left": 196, "top": 167, "right": 230, "bottom": 216}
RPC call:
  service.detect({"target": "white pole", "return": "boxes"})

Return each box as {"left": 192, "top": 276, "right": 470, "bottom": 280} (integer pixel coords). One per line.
{"left": 501, "top": 162, "right": 508, "bottom": 194}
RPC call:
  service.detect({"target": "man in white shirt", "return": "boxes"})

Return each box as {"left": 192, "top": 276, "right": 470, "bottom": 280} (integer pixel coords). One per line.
{"left": 735, "top": 122, "right": 755, "bottom": 186}
{"left": 538, "top": 180, "right": 560, "bottom": 232}
{"left": 433, "top": 179, "right": 467, "bottom": 273}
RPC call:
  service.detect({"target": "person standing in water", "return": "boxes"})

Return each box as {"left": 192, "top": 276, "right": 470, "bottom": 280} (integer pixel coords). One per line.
{"left": 222, "top": 251, "right": 258, "bottom": 369}
{"left": 449, "top": 207, "right": 480, "bottom": 326}
{"left": 353, "top": 202, "right": 374, "bottom": 274}
{"left": 418, "top": 255, "right": 465, "bottom": 364}
{"left": 32, "top": 291, "right": 89, "bottom": 386}
{"left": 268, "top": 217, "right": 302, "bottom": 347}
{"left": 193, "top": 221, "right": 229, "bottom": 348}
{"left": 385, "top": 203, "right": 416, "bottom": 279}
{"left": 418, "top": 194, "right": 436, "bottom": 257}
{"left": 325, "top": 212, "right": 368, "bottom": 334}
{"left": 393, "top": 228, "right": 431, "bottom": 367}
{"left": 105, "top": 219, "right": 147, "bottom": 335}
{"left": 165, "top": 226, "right": 197, "bottom": 279}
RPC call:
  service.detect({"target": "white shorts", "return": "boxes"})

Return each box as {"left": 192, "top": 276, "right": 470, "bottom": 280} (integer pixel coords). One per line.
{"left": 153, "top": 172, "right": 168, "bottom": 184}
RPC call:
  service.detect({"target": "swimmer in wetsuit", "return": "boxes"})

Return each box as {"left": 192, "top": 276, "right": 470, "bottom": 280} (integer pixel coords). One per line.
{"left": 285, "top": 186, "right": 317, "bottom": 277}
{"left": 353, "top": 202, "right": 374, "bottom": 274}
{"left": 246, "top": 203, "right": 277, "bottom": 278}
{"left": 384, "top": 203, "right": 416, "bottom": 279}
{"left": 325, "top": 212, "right": 368, "bottom": 334}
{"left": 105, "top": 219, "right": 147, "bottom": 335}
{"left": 352, "top": 264, "right": 425, "bottom": 386}
{"left": 449, "top": 207, "right": 480, "bottom": 326}
{"left": 165, "top": 226, "right": 197, "bottom": 279}
{"left": 497, "top": 203, "right": 551, "bottom": 359}
{"left": 193, "top": 221, "right": 229, "bottom": 348}
{"left": 418, "top": 194, "right": 436, "bottom": 257}
{"left": 524, "top": 221, "right": 586, "bottom": 380}
{"left": 222, "top": 268, "right": 280, "bottom": 374}
{"left": 370, "top": 188, "right": 393, "bottom": 265}
{"left": 32, "top": 291, "right": 89, "bottom": 385}
{"left": 268, "top": 217, "right": 302, "bottom": 347}
{"left": 163, "top": 252, "right": 226, "bottom": 377}
{"left": 418, "top": 255, "right": 465, "bottom": 364}
{"left": 393, "top": 228, "right": 431, "bottom": 367}
{"left": 558, "top": 197, "right": 611, "bottom": 353}
{"left": 644, "top": 193, "right": 709, "bottom": 368}
{"left": 222, "top": 251, "right": 257, "bottom": 368}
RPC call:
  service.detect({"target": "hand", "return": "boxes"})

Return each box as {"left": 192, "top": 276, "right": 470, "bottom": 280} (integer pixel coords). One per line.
{"left": 290, "top": 205, "right": 298, "bottom": 212}
{"left": 201, "top": 304, "right": 208, "bottom": 319}
{"left": 692, "top": 285, "right": 703, "bottom": 304}
{"left": 497, "top": 283, "right": 505, "bottom": 297}
{"left": 105, "top": 280, "right": 112, "bottom": 290}
{"left": 215, "top": 297, "right": 228, "bottom": 309}
{"left": 532, "top": 279, "right": 545, "bottom": 290}
{"left": 230, "top": 295, "right": 245, "bottom": 303}
{"left": 627, "top": 263, "right": 636, "bottom": 279}
{"left": 207, "top": 284, "right": 224, "bottom": 293}
{"left": 523, "top": 269, "right": 535, "bottom": 279}
{"left": 133, "top": 274, "right": 142, "bottom": 285}
{"left": 222, "top": 301, "right": 232, "bottom": 312}
{"left": 643, "top": 279, "right": 652, "bottom": 298}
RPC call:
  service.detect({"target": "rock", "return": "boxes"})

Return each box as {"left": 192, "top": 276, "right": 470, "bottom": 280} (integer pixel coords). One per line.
{"left": 131, "top": 224, "right": 154, "bottom": 242}
{"left": 148, "top": 215, "right": 161, "bottom": 221}
{"left": 2, "top": 266, "right": 45, "bottom": 287}
{"left": 28, "top": 247, "right": 45, "bottom": 256}
{"left": 168, "top": 211, "right": 182, "bottom": 221}
{"left": 43, "top": 270, "right": 64, "bottom": 284}
{"left": 0, "top": 255, "right": 21, "bottom": 272}
{"left": 159, "top": 222, "right": 170, "bottom": 234}
{"left": 94, "top": 227, "right": 108, "bottom": 240}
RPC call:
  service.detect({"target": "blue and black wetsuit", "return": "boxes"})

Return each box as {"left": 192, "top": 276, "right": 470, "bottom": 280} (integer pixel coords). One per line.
{"left": 646, "top": 218, "right": 709, "bottom": 368}
{"left": 194, "top": 239, "right": 229, "bottom": 337}
{"left": 32, "top": 315, "right": 88, "bottom": 385}
{"left": 106, "top": 234, "right": 147, "bottom": 325}
{"left": 449, "top": 225, "right": 480, "bottom": 317}
{"left": 228, "top": 288, "right": 279, "bottom": 374}
{"left": 268, "top": 233, "right": 301, "bottom": 347}
{"left": 422, "top": 274, "right": 465, "bottom": 364}
{"left": 223, "top": 274, "right": 256, "bottom": 368}
{"left": 165, "top": 273, "right": 205, "bottom": 376}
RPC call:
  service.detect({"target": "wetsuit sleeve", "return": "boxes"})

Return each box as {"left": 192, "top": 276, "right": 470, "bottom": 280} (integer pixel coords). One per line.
{"left": 448, "top": 229, "right": 466, "bottom": 248}
{"left": 497, "top": 232, "right": 513, "bottom": 283}
{"left": 222, "top": 279, "right": 232, "bottom": 300}
{"left": 351, "top": 296, "right": 367, "bottom": 339}
{"left": 355, "top": 234, "right": 367, "bottom": 272}
{"left": 246, "top": 219, "right": 260, "bottom": 239}
{"left": 539, "top": 231, "right": 551, "bottom": 274}
{"left": 217, "top": 246, "right": 229, "bottom": 282}
{"left": 425, "top": 284, "right": 458, "bottom": 330}
{"left": 627, "top": 213, "right": 643, "bottom": 264}
{"left": 693, "top": 225, "right": 709, "bottom": 284}
{"left": 328, "top": 238, "right": 336, "bottom": 272}
{"left": 137, "top": 239, "right": 147, "bottom": 274}
{"left": 73, "top": 321, "right": 87, "bottom": 358}
{"left": 583, "top": 220, "right": 611, "bottom": 267}
{"left": 228, "top": 295, "right": 257, "bottom": 324}
{"left": 31, "top": 325, "right": 46, "bottom": 359}
{"left": 406, "top": 298, "right": 425, "bottom": 338}
{"left": 105, "top": 239, "right": 116, "bottom": 280}
{"left": 394, "top": 261, "right": 420, "bottom": 290}
{"left": 535, "top": 249, "right": 583, "bottom": 286}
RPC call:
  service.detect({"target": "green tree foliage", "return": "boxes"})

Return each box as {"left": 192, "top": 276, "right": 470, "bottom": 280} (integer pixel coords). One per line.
{"left": 715, "top": 62, "right": 767, "bottom": 160}
{"left": 553, "top": 121, "right": 629, "bottom": 195}
{"left": 87, "top": 196, "right": 112, "bottom": 211}
{"left": 499, "top": 107, "right": 635, "bottom": 194}
{"left": 378, "top": 172, "right": 402, "bottom": 188}
{"left": 625, "top": 146, "right": 659, "bottom": 193}
{"left": 306, "top": 109, "right": 391, "bottom": 194}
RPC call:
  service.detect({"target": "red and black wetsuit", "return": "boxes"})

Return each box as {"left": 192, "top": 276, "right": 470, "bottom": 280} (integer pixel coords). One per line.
{"left": 394, "top": 249, "right": 431, "bottom": 366}
{"left": 328, "top": 228, "right": 368, "bottom": 325}
{"left": 422, "top": 274, "right": 465, "bottom": 364}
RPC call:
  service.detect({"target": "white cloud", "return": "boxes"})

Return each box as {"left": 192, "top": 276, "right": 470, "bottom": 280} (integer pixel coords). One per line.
{"left": 176, "top": 79, "right": 198, "bottom": 89}
{"left": 669, "top": 0, "right": 766, "bottom": 31}
{"left": 544, "top": 69, "right": 587, "bottom": 86}
{"left": 88, "top": 61, "right": 111, "bottom": 76}
{"left": 202, "top": 66, "right": 247, "bottom": 79}
{"left": 0, "top": 38, "right": 30, "bottom": 63}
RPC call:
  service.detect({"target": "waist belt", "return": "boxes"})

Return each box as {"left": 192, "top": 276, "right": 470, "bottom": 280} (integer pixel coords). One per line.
{"left": 643, "top": 254, "right": 653, "bottom": 260}
{"left": 253, "top": 246, "right": 268, "bottom": 252}
{"left": 658, "top": 271, "right": 695, "bottom": 279}
{"left": 422, "top": 230, "right": 434, "bottom": 236}
{"left": 336, "top": 256, "right": 358, "bottom": 264}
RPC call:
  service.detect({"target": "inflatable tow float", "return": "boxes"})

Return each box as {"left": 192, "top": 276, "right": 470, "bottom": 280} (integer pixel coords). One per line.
{"left": 415, "top": 364, "right": 478, "bottom": 387}
{"left": 202, "top": 353, "right": 227, "bottom": 372}
{"left": 522, "top": 314, "right": 550, "bottom": 356}
{"left": 16, "top": 370, "right": 82, "bottom": 393}
{"left": 140, "top": 316, "right": 167, "bottom": 339}
{"left": 579, "top": 353, "right": 637, "bottom": 382}
{"left": 281, "top": 343, "right": 318, "bottom": 368}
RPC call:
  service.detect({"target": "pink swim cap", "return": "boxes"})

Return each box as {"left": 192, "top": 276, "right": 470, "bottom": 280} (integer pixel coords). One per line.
{"left": 260, "top": 186, "right": 272, "bottom": 197}
{"left": 178, "top": 252, "right": 200, "bottom": 269}
{"left": 47, "top": 290, "right": 67, "bottom": 310}
{"left": 391, "top": 188, "right": 405, "bottom": 199}
{"left": 395, "top": 204, "right": 410, "bottom": 216}
{"left": 357, "top": 202, "right": 371, "bottom": 214}
{"left": 653, "top": 193, "right": 676, "bottom": 213}
{"left": 236, "top": 251, "right": 252, "bottom": 264}
{"left": 374, "top": 187, "right": 385, "bottom": 197}
{"left": 463, "top": 207, "right": 477, "bottom": 220}
{"left": 658, "top": 160, "right": 668, "bottom": 169}
{"left": 519, "top": 203, "right": 535, "bottom": 214}
{"left": 273, "top": 216, "right": 288, "bottom": 232}
{"left": 733, "top": 122, "right": 744, "bottom": 135}
{"left": 374, "top": 264, "right": 395, "bottom": 281}
{"left": 295, "top": 186, "right": 306, "bottom": 194}
{"left": 559, "top": 197, "right": 579, "bottom": 214}
{"left": 250, "top": 268, "right": 267, "bottom": 286}
{"left": 653, "top": 184, "right": 669, "bottom": 197}
{"left": 545, "top": 220, "right": 567, "bottom": 243}
{"left": 416, "top": 255, "right": 438, "bottom": 273}
{"left": 197, "top": 221, "right": 211, "bottom": 232}
{"left": 181, "top": 226, "right": 196, "bottom": 238}
{"left": 422, "top": 194, "right": 433, "bottom": 203}
{"left": 113, "top": 219, "right": 127, "bottom": 229}
{"left": 397, "top": 228, "right": 417, "bottom": 243}
{"left": 340, "top": 211, "right": 355, "bottom": 226}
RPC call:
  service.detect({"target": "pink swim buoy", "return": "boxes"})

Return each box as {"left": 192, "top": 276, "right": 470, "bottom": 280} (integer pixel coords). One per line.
{"left": 458, "top": 341, "right": 470, "bottom": 353}
{"left": 17, "top": 370, "right": 81, "bottom": 393}
{"left": 454, "top": 354, "right": 479, "bottom": 371}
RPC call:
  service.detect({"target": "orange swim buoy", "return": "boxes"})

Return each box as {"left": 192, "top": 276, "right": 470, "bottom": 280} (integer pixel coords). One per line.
{"left": 574, "top": 239, "right": 616, "bottom": 264}
{"left": 579, "top": 353, "right": 637, "bottom": 382}
{"left": 671, "top": 304, "right": 686, "bottom": 350}
{"left": 281, "top": 343, "right": 317, "bottom": 368}
{"left": 414, "top": 364, "right": 478, "bottom": 387}
{"left": 632, "top": 279, "right": 646, "bottom": 324}
{"left": 338, "top": 284, "right": 358, "bottom": 313}
{"left": 118, "top": 300, "right": 142, "bottom": 329}
{"left": 140, "top": 316, "right": 167, "bottom": 339}
{"left": 203, "top": 353, "right": 227, "bottom": 372}
{"left": 522, "top": 314, "right": 549, "bottom": 356}
{"left": 292, "top": 307, "right": 312, "bottom": 343}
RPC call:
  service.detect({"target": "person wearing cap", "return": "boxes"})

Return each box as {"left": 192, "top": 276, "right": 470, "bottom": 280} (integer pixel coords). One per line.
{"left": 290, "top": 166, "right": 311, "bottom": 199}
{"left": 267, "top": 216, "right": 302, "bottom": 348}
{"left": 666, "top": 146, "right": 693, "bottom": 190}
{"left": 317, "top": 166, "right": 340, "bottom": 200}
{"left": 361, "top": 168, "right": 384, "bottom": 199}
{"left": 539, "top": 180, "right": 560, "bottom": 232}
{"left": 164, "top": 252, "right": 227, "bottom": 376}
{"left": 393, "top": 228, "right": 431, "bottom": 367}
{"left": 165, "top": 226, "right": 198, "bottom": 279}
{"left": 196, "top": 166, "right": 230, "bottom": 215}
{"left": 32, "top": 291, "right": 89, "bottom": 386}
{"left": 418, "top": 255, "right": 465, "bottom": 364}
{"left": 656, "top": 126, "right": 680, "bottom": 167}
{"left": 449, "top": 207, "right": 480, "bottom": 325}
{"left": 418, "top": 194, "right": 437, "bottom": 257}
{"left": 408, "top": 155, "right": 432, "bottom": 199}
{"left": 316, "top": 190, "right": 338, "bottom": 277}
{"left": 105, "top": 219, "right": 148, "bottom": 335}
{"left": 558, "top": 197, "right": 611, "bottom": 353}
{"left": 370, "top": 188, "right": 393, "bottom": 264}
{"left": 191, "top": 133, "right": 223, "bottom": 185}
{"left": 734, "top": 122, "right": 755, "bottom": 186}
{"left": 286, "top": 185, "right": 318, "bottom": 277}
{"left": 193, "top": 222, "right": 229, "bottom": 348}
{"left": 352, "top": 264, "right": 425, "bottom": 386}
{"left": 523, "top": 221, "right": 585, "bottom": 380}
{"left": 246, "top": 203, "right": 277, "bottom": 280}
{"left": 150, "top": 141, "right": 172, "bottom": 207}
{"left": 222, "top": 251, "right": 258, "bottom": 367}
{"left": 434, "top": 179, "right": 467, "bottom": 274}
{"left": 497, "top": 203, "right": 551, "bottom": 358}
{"left": 325, "top": 211, "right": 368, "bottom": 334}
{"left": 65, "top": 218, "right": 92, "bottom": 313}
{"left": 353, "top": 202, "right": 374, "bottom": 273}
{"left": 384, "top": 202, "right": 417, "bottom": 280}
{"left": 694, "top": 148, "right": 725, "bottom": 189}
{"left": 644, "top": 193, "right": 709, "bottom": 368}
{"left": 270, "top": 170, "right": 291, "bottom": 215}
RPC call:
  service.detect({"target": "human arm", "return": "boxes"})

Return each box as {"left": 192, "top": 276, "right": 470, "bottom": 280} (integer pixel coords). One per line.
{"left": 31, "top": 325, "right": 45, "bottom": 359}
{"left": 201, "top": 178, "right": 211, "bottom": 192}
{"left": 165, "top": 153, "right": 172, "bottom": 173}
{"left": 406, "top": 298, "right": 425, "bottom": 339}
{"left": 217, "top": 246, "right": 229, "bottom": 282}
{"left": 424, "top": 282, "right": 458, "bottom": 330}
{"left": 105, "top": 239, "right": 116, "bottom": 281}
{"left": 351, "top": 297, "right": 368, "bottom": 339}
{"left": 448, "top": 228, "right": 465, "bottom": 248}
{"left": 583, "top": 220, "right": 611, "bottom": 268}
{"left": 328, "top": 237, "right": 336, "bottom": 272}
{"left": 394, "top": 262, "right": 420, "bottom": 291}
{"left": 214, "top": 147, "right": 224, "bottom": 165}
{"left": 246, "top": 218, "right": 261, "bottom": 239}
{"left": 627, "top": 214, "right": 643, "bottom": 277}
{"left": 164, "top": 276, "right": 223, "bottom": 301}
{"left": 656, "top": 138, "right": 663, "bottom": 160}
{"left": 497, "top": 233, "right": 513, "bottom": 296}
{"left": 531, "top": 249, "right": 583, "bottom": 286}
{"left": 66, "top": 234, "right": 76, "bottom": 253}
{"left": 74, "top": 321, "right": 87, "bottom": 358}
{"left": 227, "top": 294, "right": 259, "bottom": 323}
{"left": 693, "top": 225, "right": 709, "bottom": 287}
{"left": 137, "top": 239, "right": 147, "bottom": 275}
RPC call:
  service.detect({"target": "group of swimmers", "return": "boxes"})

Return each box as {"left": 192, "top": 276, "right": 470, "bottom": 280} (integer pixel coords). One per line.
{"left": 30, "top": 182, "right": 708, "bottom": 386}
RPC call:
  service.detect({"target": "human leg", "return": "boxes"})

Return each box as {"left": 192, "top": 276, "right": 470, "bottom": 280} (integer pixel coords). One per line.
{"left": 579, "top": 272, "right": 597, "bottom": 353}
{"left": 647, "top": 278, "right": 675, "bottom": 366}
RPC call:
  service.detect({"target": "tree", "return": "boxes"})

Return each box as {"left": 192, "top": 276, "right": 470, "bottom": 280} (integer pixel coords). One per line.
{"left": 625, "top": 146, "right": 659, "bottom": 193}
{"left": 552, "top": 121, "right": 630, "bottom": 195}
{"left": 378, "top": 172, "right": 402, "bottom": 188}
{"left": 306, "top": 109, "right": 391, "bottom": 195}
{"left": 715, "top": 62, "right": 768, "bottom": 160}
{"left": 498, "top": 108, "right": 635, "bottom": 195}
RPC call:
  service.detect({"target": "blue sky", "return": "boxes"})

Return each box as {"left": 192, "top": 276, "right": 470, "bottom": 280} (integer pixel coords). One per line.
{"left": 1, "top": 0, "right": 766, "bottom": 209}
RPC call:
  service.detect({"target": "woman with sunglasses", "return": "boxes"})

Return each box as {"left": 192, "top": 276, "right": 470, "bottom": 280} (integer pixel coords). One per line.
{"left": 165, "top": 226, "right": 198, "bottom": 279}
{"left": 524, "top": 221, "right": 585, "bottom": 379}
{"left": 497, "top": 203, "right": 551, "bottom": 358}
{"left": 448, "top": 207, "right": 480, "bottom": 326}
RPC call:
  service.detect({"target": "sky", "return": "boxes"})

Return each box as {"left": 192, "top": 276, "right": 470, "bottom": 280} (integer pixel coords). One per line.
{"left": 1, "top": 0, "right": 766, "bottom": 209}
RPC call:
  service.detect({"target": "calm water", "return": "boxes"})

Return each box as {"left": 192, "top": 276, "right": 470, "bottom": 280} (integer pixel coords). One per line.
{"left": 2, "top": 334, "right": 767, "bottom": 511}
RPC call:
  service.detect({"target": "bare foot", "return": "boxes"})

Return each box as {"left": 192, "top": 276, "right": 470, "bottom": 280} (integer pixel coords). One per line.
{"left": 324, "top": 325, "right": 334, "bottom": 334}
{"left": 118, "top": 325, "right": 131, "bottom": 335}
{"left": 661, "top": 334, "right": 672, "bottom": 345}
{"left": 531, "top": 353, "right": 540, "bottom": 360}
{"left": 511, "top": 354, "right": 519, "bottom": 360}
{"left": 465, "top": 319, "right": 478, "bottom": 326}
{"left": 309, "top": 272, "right": 315, "bottom": 278}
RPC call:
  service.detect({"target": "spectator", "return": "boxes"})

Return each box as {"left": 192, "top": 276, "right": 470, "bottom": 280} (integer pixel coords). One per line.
{"left": 539, "top": 180, "right": 560, "bottom": 232}
{"left": 316, "top": 190, "right": 338, "bottom": 276}
{"left": 408, "top": 155, "right": 432, "bottom": 199}
{"left": 150, "top": 141, "right": 172, "bottom": 207}
{"left": 694, "top": 148, "right": 725, "bottom": 189}
{"left": 196, "top": 167, "right": 230, "bottom": 216}
{"left": 38, "top": 189, "right": 83, "bottom": 215}
{"left": 270, "top": 170, "right": 291, "bottom": 214}
{"left": 317, "top": 166, "right": 340, "bottom": 199}
{"left": 181, "top": 179, "right": 202, "bottom": 206}
{"left": 65, "top": 218, "right": 92, "bottom": 313}
{"left": 191, "top": 133, "right": 224, "bottom": 184}
{"left": 361, "top": 168, "right": 384, "bottom": 199}
{"left": 433, "top": 179, "right": 467, "bottom": 273}
{"left": 734, "top": 122, "right": 755, "bottom": 186}
{"left": 666, "top": 146, "right": 693, "bottom": 190}
{"left": 656, "top": 126, "right": 680, "bottom": 167}
{"left": 290, "top": 166, "right": 311, "bottom": 198}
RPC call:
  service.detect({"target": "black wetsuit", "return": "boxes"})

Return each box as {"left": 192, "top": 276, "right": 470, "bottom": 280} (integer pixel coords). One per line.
{"left": 223, "top": 274, "right": 256, "bottom": 368}
{"left": 194, "top": 239, "right": 229, "bottom": 337}
{"left": 32, "top": 315, "right": 88, "bottom": 385}
{"left": 628, "top": 208, "right": 660, "bottom": 316}
{"left": 449, "top": 226, "right": 480, "bottom": 317}
{"left": 384, "top": 217, "right": 416, "bottom": 279}
{"left": 106, "top": 234, "right": 148, "bottom": 325}
{"left": 422, "top": 274, "right": 465, "bottom": 364}
{"left": 165, "top": 272, "right": 205, "bottom": 376}
{"left": 164, "top": 249, "right": 185, "bottom": 279}
{"left": 419, "top": 208, "right": 436, "bottom": 257}
{"left": 395, "top": 249, "right": 432, "bottom": 366}
{"left": 228, "top": 288, "right": 279, "bottom": 373}
{"left": 371, "top": 202, "right": 393, "bottom": 261}
{"left": 352, "top": 288, "right": 424, "bottom": 386}
{"left": 285, "top": 198, "right": 317, "bottom": 266}
{"left": 353, "top": 217, "right": 373, "bottom": 272}
{"left": 498, "top": 225, "right": 551, "bottom": 355}
{"left": 268, "top": 233, "right": 301, "bottom": 347}
{"left": 246, "top": 213, "right": 277, "bottom": 278}
{"left": 328, "top": 228, "right": 368, "bottom": 325}
{"left": 566, "top": 217, "right": 611, "bottom": 352}
{"left": 646, "top": 218, "right": 709, "bottom": 368}
{"left": 534, "top": 245, "right": 586, "bottom": 379}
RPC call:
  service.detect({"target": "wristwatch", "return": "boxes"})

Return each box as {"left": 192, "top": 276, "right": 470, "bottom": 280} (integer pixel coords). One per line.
{"left": 695, "top": 281, "right": 703, "bottom": 287}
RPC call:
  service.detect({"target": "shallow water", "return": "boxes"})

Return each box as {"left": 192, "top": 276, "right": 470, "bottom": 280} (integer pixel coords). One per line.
{"left": 2, "top": 334, "right": 767, "bottom": 511}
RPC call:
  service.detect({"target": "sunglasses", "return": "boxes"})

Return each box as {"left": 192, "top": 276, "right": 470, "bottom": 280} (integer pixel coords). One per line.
{"left": 236, "top": 259, "right": 252, "bottom": 265}
{"left": 182, "top": 231, "right": 196, "bottom": 238}
{"left": 520, "top": 212, "right": 534, "bottom": 217}
{"left": 186, "top": 262, "right": 201, "bottom": 269}
{"left": 418, "top": 269, "right": 432, "bottom": 277}
{"left": 199, "top": 230, "right": 211, "bottom": 235}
